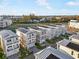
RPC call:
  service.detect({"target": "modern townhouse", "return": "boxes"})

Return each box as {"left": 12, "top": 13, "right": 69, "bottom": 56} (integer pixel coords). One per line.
{"left": 56, "top": 24, "right": 67, "bottom": 35}
{"left": 0, "top": 17, "right": 12, "bottom": 28}
{"left": 34, "top": 46, "right": 74, "bottom": 59}
{"left": 29, "top": 27, "right": 46, "bottom": 44}
{"left": 48, "top": 24, "right": 67, "bottom": 36}
{"left": 47, "top": 25, "right": 62, "bottom": 37}
{"left": 57, "top": 39, "right": 79, "bottom": 59}
{"left": 0, "top": 30, "right": 19, "bottom": 57}
{"left": 38, "top": 24, "right": 67, "bottom": 40}
{"left": 69, "top": 34, "right": 79, "bottom": 44}
{"left": 69, "top": 20, "right": 79, "bottom": 29}
{"left": 38, "top": 26, "right": 56, "bottom": 39}
{"left": 16, "top": 28, "right": 36, "bottom": 49}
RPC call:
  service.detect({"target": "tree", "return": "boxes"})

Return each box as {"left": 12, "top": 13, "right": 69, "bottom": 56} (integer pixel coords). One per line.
{"left": 0, "top": 48, "right": 6, "bottom": 59}
{"left": 19, "top": 46, "right": 29, "bottom": 59}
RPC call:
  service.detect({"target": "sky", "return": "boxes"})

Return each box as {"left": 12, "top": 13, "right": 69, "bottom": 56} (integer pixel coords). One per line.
{"left": 0, "top": 0, "right": 79, "bottom": 15}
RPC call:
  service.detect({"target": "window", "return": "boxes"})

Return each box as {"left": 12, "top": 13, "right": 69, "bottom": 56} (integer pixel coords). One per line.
{"left": 71, "top": 51, "right": 74, "bottom": 55}
{"left": 29, "top": 40, "right": 31, "bottom": 44}
{"left": 32, "top": 33, "right": 34, "bottom": 36}
{"left": 7, "top": 46, "right": 13, "bottom": 51}
{"left": 78, "top": 54, "right": 79, "bottom": 58}
{"left": 13, "top": 38, "right": 18, "bottom": 43}
{"left": 7, "top": 39, "right": 11, "bottom": 42}
{"left": 14, "top": 44, "right": 19, "bottom": 49}
{"left": 8, "top": 46, "right": 12, "bottom": 48}
{"left": 28, "top": 35, "right": 31, "bottom": 39}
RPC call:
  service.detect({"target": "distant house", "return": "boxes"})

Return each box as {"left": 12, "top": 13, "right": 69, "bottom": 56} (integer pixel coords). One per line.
{"left": 16, "top": 28, "right": 36, "bottom": 49}
{"left": 57, "top": 39, "right": 79, "bottom": 59}
{"left": 0, "top": 30, "right": 19, "bottom": 57}
{"left": 69, "top": 20, "right": 79, "bottom": 29}
{"left": 0, "top": 17, "right": 12, "bottom": 28}
{"left": 69, "top": 34, "right": 79, "bottom": 44}
{"left": 34, "top": 46, "right": 73, "bottom": 59}
{"left": 29, "top": 19, "right": 40, "bottom": 23}
{"left": 29, "top": 27, "right": 46, "bottom": 43}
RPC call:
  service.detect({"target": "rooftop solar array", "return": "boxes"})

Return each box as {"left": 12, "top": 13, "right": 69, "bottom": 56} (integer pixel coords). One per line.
{"left": 18, "top": 28, "right": 29, "bottom": 33}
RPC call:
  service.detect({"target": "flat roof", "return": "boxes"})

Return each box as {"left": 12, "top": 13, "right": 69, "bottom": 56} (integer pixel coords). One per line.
{"left": 57, "top": 39, "right": 70, "bottom": 46}
{"left": 70, "top": 34, "right": 79, "bottom": 40}
{"left": 57, "top": 39, "right": 79, "bottom": 51}
{"left": 48, "top": 25, "right": 57, "bottom": 27}
{"left": 39, "top": 26, "right": 57, "bottom": 29}
{"left": 67, "top": 42, "right": 79, "bottom": 51}
{"left": 31, "top": 27, "right": 44, "bottom": 31}
{"left": 39, "top": 26, "right": 49, "bottom": 28}
{"left": 17, "top": 28, "right": 29, "bottom": 33}
{"left": 0, "top": 30, "right": 17, "bottom": 39}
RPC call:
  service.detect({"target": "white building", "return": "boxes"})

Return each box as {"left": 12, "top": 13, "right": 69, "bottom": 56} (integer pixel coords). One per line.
{"left": 69, "top": 34, "right": 79, "bottom": 44}
{"left": 0, "top": 17, "right": 12, "bottom": 28}
{"left": 38, "top": 26, "right": 55, "bottom": 39}
{"left": 69, "top": 20, "right": 79, "bottom": 29}
{"left": 16, "top": 28, "right": 36, "bottom": 49}
{"left": 57, "top": 39, "right": 79, "bottom": 59}
{"left": 0, "top": 30, "right": 19, "bottom": 57}
{"left": 38, "top": 24, "right": 67, "bottom": 40}
{"left": 29, "top": 27, "right": 46, "bottom": 44}
{"left": 48, "top": 25, "right": 62, "bottom": 37}
{"left": 34, "top": 46, "right": 73, "bottom": 59}
{"left": 48, "top": 24, "right": 67, "bottom": 35}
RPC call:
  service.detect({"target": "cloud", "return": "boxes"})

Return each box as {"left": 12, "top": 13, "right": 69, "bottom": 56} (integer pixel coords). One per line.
{"left": 35, "top": 0, "right": 52, "bottom": 10}
{"left": 66, "top": 1, "right": 79, "bottom": 6}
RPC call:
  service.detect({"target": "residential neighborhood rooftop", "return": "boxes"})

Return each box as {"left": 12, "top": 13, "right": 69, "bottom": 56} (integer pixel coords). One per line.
{"left": 57, "top": 39, "right": 70, "bottom": 46}
{"left": 31, "top": 27, "right": 44, "bottom": 31}
{"left": 57, "top": 39, "right": 79, "bottom": 51}
{"left": 39, "top": 26, "right": 49, "bottom": 28}
{"left": 0, "top": 30, "right": 17, "bottom": 39}
{"left": 34, "top": 46, "right": 73, "bottom": 59}
{"left": 70, "top": 34, "right": 79, "bottom": 40}
{"left": 17, "top": 28, "right": 29, "bottom": 33}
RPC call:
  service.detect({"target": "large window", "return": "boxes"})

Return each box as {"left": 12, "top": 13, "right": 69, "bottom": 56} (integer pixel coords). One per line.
{"left": 13, "top": 37, "right": 18, "bottom": 43}
{"left": 78, "top": 54, "right": 79, "bottom": 58}
{"left": 32, "top": 33, "right": 34, "bottom": 36}
{"left": 13, "top": 44, "right": 19, "bottom": 49}
{"left": 7, "top": 39, "right": 11, "bottom": 42}
{"left": 7, "top": 46, "right": 13, "bottom": 51}
{"left": 71, "top": 51, "right": 74, "bottom": 55}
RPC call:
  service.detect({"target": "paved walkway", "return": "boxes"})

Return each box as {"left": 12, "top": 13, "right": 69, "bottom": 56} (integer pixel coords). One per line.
{"left": 8, "top": 54, "right": 19, "bottom": 59}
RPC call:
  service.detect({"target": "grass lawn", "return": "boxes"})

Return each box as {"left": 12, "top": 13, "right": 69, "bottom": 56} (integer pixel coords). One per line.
{"left": 46, "top": 39, "right": 54, "bottom": 44}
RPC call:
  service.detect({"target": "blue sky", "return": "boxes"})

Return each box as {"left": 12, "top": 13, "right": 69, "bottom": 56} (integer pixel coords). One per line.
{"left": 0, "top": 0, "right": 79, "bottom": 15}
